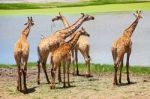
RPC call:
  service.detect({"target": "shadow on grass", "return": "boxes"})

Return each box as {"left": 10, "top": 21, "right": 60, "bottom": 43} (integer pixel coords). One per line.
{"left": 23, "top": 86, "right": 37, "bottom": 94}
{"left": 72, "top": 73, "right": 93, "bottom": 78}
{"left": 56, "top": 85, "right": 76, "bottom": 89}
{"left": 117, "top": 81, "right": 137, "bottom": 87}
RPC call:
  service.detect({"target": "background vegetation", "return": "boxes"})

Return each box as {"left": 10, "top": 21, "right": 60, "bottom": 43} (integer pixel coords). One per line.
{"left": 0, "top": 0, "right": 141, "bottom": 10}
{"left": 0, "top": 63, "right": 150, "bottom": 74}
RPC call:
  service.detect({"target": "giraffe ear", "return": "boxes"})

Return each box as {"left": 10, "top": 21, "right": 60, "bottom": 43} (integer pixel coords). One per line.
{"left": 81, "top": 13, "right": 85, "bottom": 16}
{"left": 81, "top": 27, "right": 85, "bottom": 31}
{"left": 28, "top": 17, "right": 29, "bottom": 20}
{"left": 59, "top": 12, "right": 62, "bottom": 16}
{"left": 24, "top": 23, "right": 28, "bottom": 25}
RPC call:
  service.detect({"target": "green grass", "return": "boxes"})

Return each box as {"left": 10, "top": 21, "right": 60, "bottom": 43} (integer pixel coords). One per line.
{"left": 77, "top": 63, "right": 150, "bottom": 74}
{"left": 1, "top": 63, "right": 150, "bottom": 74}
{"left": 0, "top": 0, "right": 140, "bottom": 10}
{"left": 0, "top": 2, "right": 150, "bottom": 15}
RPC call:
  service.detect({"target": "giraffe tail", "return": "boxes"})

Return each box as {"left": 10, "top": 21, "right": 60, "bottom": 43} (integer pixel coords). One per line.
{"left": 37, "top": 46, "right": 41, "bottom": 67}
{"left": 111, "top": 47, "right": 117, "bottom": 63}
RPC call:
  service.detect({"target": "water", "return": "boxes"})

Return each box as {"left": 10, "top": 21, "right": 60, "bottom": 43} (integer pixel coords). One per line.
{"left": 0, "top": 12, "right": 150, "bottom": 66}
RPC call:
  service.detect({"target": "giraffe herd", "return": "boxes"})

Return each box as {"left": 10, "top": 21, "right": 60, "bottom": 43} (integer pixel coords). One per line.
{"left": 14, "top": 11, "right": 142, "bottom": 92}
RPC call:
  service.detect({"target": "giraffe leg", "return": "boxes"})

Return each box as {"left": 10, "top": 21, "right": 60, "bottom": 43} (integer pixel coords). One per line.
{"left": 75, "top": 49, "right": 79, "bottom": 75}
{"left": 113, "top": 49, "right": 125, "bottom": 85}
{"left": 80, "top": 46, "right": 91, "bottom": 77}
{"left": 63, "top": 62, "right": 66, "bottom": 88}
{"left": 119, "top": 59, "right": 123, "bottom": 84}
{"left": 22, "top": 60, "right": 27, "bottom": 92}
{"left": 37, "top": 60, "right": 41, "bottom": 85}
{"left": 67, "top": 60, "right": 71, "bottom": 87}
{"left": 42, "top": 62, "right": 50, "bottom": 84}
{"left": 85, "top": 57, "right": 91, "bottom": 77}
{"left": 17, "top": 63, "right": 22, "bottom": 91}
{"left": 71, "top": 50, "right": 75, "bottom": 75}
{"left": 112, "top": 48, "right": 118, "bottom": 85}
{"left": 58, "top": 63, "right": 62, "bottom": 83}
{"left": 50, "top": 66, "right": 57, "bottom": 89}
{"left": 113, "top": 63, "right": 118, "bottom": 85}
{"left": 126, "top": 52, "right": 131, "bottom": 84}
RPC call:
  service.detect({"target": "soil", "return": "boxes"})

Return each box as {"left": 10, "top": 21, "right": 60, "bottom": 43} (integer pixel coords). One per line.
{"left": 0, "top": 68, "right": 150, "bottom": 99}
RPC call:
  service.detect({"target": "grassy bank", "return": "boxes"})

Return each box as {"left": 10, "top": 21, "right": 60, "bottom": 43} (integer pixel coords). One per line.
{"left": 0, "top": 0, "right": 140, "bottom": 10}
{"left": 0, "top": 2, "right": 150, "bottom": 15}
{"left": 0, "top": 63, "right": 150, "bottom": 74}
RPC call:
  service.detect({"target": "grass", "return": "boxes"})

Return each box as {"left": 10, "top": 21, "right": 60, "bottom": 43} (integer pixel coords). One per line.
{"left": 0, "top": 1, "right": 150, "bottom": 15}
{"left": 77, "top": 63, "right": 150, "bottom": 74}
{"left": 0, "top": 0, "right": 140, "bottom": 10}
{"left": 0, "top": 63, "right": 150, "bottom": 74}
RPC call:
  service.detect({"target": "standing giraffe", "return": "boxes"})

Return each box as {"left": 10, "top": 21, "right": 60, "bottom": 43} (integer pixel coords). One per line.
{"left": 112, "top": 11, "right": 142, "bottom": 85}
{"left": 14, "top": 17, "right": 34, "bottom": 92}
{"left": 52, "top": 12, "right": 91, "bottom": 77}
{"left": 37, "top": 13, "right": 94, "bottom": 84}
{"left": 50, "top": 28, "right": 90, "bottom": 89}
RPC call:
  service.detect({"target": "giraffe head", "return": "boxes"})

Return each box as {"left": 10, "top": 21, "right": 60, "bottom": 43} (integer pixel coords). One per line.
{"left": 79, "top": 27, "right": 90, "bottom": 37}
{"left": 81, "top": 13, "right": 95, "bottom": 21}
{"left": 24, "top": 17, "right": 34, "bottom": 26}
{"left": 133, "top": 10, "right": 142, "bottom": 20}
{"left": 52, "top": 12, "right": 63, "bottom": 22}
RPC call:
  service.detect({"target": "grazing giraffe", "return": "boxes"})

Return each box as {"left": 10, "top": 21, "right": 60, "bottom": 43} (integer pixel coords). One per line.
{"left": 112, "top": 11, "right": 142, "bottom": 85}
{"left": 50, "top": 28, "right": 90, "bottom": 89}
{"left": 52, "top": 13, "right": 91, "bottom": 77}
{"left": 14, "top": 17, "right": 34, "bottom": 92}
{"left": 37, "top": 13, "right": 94, "bottom": 84}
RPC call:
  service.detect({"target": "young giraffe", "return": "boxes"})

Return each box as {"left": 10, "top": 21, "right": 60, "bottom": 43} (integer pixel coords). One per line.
{"left": 50, "top": 28, "right": 90, "bottom": 89}
{"left": 112, "top": 11, "right": 142, "bottom": 85}
{"left": 52, "top": 13, "right": 91, "bottom": 77}
{"left": 37, "top": 13, "right": 94, "bottom": 84}
{"left": 14, "top": 17, "right": 34, "bottom": 92}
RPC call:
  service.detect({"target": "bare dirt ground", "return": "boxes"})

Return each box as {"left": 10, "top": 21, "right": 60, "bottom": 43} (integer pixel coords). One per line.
{"left": 0, "top": 68, "right": 150, "bottom": 99}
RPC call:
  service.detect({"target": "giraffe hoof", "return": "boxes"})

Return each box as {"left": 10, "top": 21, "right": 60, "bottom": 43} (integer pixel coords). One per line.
{"left": 17, "top": 86, "right": 20, "bottom": 91}
{"left": 37, "top": 80, "right": 40, "bottom": 85}
{"left": 50, "top": 85, "right": 55, "bottom": 89}
{"left": 119, "top": 80, "right": 122, "bottom": 84}
{"left": 63, "top": 84, "right": 66, "bottom": 88}
{"left": 17, "top": 86, "right": 22, "bottom": 92}
{"left": 23, "top": 86, "right": 27, "bottom": 91}
{"left": 113, "top": 82, "right": 118, "bottom": 86}
{"left": 68, "top": 84, "right": 71, "bottom": 87}
{"left": 128, "top": 81, "right": 131, "bottom": 84}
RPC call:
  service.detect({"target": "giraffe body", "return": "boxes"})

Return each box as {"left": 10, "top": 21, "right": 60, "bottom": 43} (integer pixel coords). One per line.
{"left": 112, "top": 11, "right": 142, "bottom": 85}
{"left": 14, "top": 17, "right": 34, "bottom": 92}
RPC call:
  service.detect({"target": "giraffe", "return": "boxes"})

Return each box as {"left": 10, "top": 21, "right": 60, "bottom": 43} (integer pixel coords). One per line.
{"left": 50, "top": 28, "right": 90, "bottom": 89}
{"left": 14, "top": 17, "right": 34, "bottom": 92}
{"left": 37, "top": 13, "right": 94, "bottom": 84}
{"left": 52, "top": 12, "right": 92, "bottom": 77}
{"left": 111, "top": 11, "right": 142, "bottom": 85}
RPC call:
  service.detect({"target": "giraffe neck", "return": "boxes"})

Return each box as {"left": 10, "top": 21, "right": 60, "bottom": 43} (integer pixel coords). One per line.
{"left": 60, "top": 15, "right": 87, "bottom": 38}
{"left": 61, "top": 16, "right": 70, "bottom": 27}
{"left": 67, "top": 32, "right": 81, "bottom": 49}
{"left": 123, "top": 18, "right": 139, "bottom": 37}
{"left": 21, "top": 24, "right": 32, "bottom": 39}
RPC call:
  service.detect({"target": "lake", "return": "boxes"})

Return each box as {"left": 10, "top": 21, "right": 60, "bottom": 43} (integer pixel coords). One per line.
{"left": 0, "top": 12, "right": 150, "bottom": 66}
